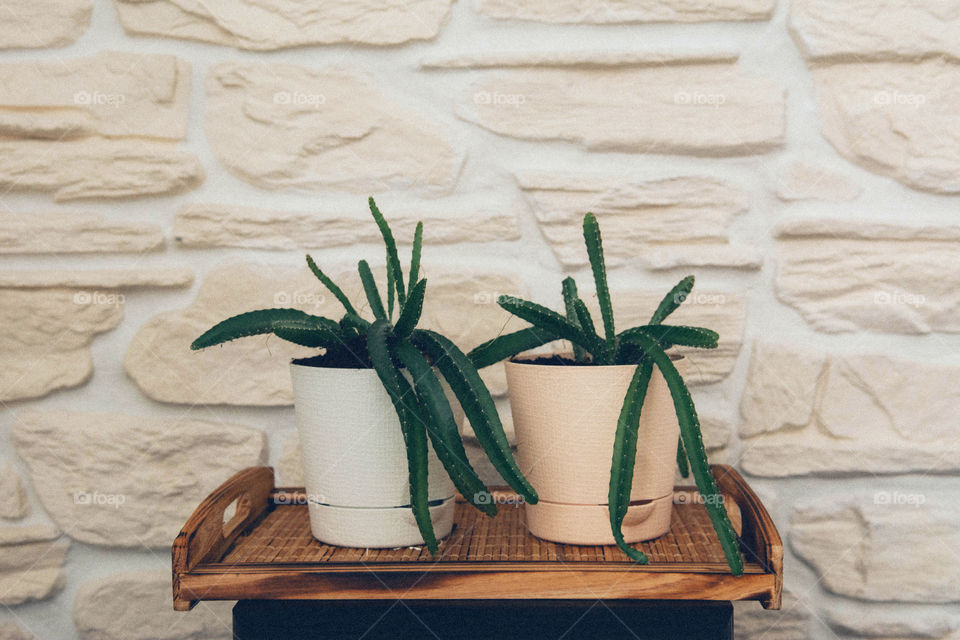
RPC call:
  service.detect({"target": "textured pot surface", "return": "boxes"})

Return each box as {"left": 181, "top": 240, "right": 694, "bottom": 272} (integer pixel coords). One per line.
{"left": 290, "top": 363, "right": 457, "bottom": 547}
{"left": 307, "top": 499, "right": 456, "bottom": 549}
{"left": 506, "top": 355, "right": 684, "bottom": 544}
{"left": 520, "top": 494, "right": 674, "bottom": 546}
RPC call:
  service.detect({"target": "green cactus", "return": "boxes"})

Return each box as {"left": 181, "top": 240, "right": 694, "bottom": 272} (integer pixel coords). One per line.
{"left": 191, "top": 197, "right": 538, "bottom": 553}
{"left": 467, "top": 212, "right": 744, "bottom": 575}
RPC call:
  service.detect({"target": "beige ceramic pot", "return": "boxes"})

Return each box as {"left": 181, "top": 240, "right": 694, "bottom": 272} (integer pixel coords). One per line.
{"left": 505, "top": 354, "right": 684, "bottom": 545}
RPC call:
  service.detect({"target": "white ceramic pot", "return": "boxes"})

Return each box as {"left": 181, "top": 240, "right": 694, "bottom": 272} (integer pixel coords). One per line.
{"left": 505, "top": 354, "right": 684, "bottom": 545}
{"left": 290, "top": 363, "right": 459, "bottom": 548}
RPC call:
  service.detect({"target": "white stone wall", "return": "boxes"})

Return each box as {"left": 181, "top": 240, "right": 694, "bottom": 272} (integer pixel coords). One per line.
{"left": 1, "top": 1, "right": 957, "bottom": 638}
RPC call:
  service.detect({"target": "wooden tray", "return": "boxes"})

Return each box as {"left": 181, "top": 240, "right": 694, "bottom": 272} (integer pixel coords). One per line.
{"left": 172, "top": 465, "right": 782, "bottom": 611}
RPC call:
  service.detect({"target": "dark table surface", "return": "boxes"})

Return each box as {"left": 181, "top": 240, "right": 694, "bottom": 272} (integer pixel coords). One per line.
{"left": 233, "top": 599, "right": 734, "bottom": 640}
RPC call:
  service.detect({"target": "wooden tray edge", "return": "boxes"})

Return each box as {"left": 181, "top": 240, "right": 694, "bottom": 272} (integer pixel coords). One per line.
{"left": 173, "top": 466, "right": 275, "bottom": 611}
{"left": 178, "top": 568, "right": 777, "bottom": 605}
{"left": 173, "top": 465, "right": 782, "bottom": 610}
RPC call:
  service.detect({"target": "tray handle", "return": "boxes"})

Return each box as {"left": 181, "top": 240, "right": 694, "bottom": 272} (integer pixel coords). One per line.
{"left": 173, "top": 466, "right": 275, "bottom": 611}
{"left": 711, "top": 464, "right": 783, "bottom": 610}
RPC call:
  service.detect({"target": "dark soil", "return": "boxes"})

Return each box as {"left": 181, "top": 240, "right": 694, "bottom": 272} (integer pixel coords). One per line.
{"left": 511, "top": 355, "right": 598, "bottom": 366}
{"left": 291, "top": 353, "right": 372, "bottom": 369}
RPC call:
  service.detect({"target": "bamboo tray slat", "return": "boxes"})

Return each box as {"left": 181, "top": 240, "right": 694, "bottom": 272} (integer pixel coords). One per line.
{"left": 172, "top": 465, "right": 782, "bottom": 612}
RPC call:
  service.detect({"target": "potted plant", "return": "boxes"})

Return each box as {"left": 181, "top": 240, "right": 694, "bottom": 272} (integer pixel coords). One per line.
{"left": 468, "top": 213, "right": 743, "bottom": 574}
{"left": 191, "top": 198, "right": 538, "bottom": 552}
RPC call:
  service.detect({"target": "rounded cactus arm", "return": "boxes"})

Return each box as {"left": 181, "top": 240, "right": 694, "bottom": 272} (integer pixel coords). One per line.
{"left": 468, "top": 327, "right": 558, "bottom": 369}
{"left": 190, "top": 309, "right": 341, "bottom": 350}
{"left": 608, "top": 360, "right": 655, "bottom": 563}
{"left": 497, "top": 295, "right": 605, "bottom": 360}
{"left": 367, "top": 320, "right": 437, "bottom": 554}
{"left": 622, "top": 330, "right": 745, "bottom": 575}
{"left": 272, "top": 327, "right": 335, "bottom": 348}
{"left": 618, "top": 325, "right": 719, "bottom": 352}
{"left": 572, "top": 299, "right": 607, "bottom": 363}
{"left": 393, "top": 339, "right": 497, "bottom": 517}
{"left": 340, "top": 313, "right": 371, "bottom": 334}
{"left": 582, "top": 213, "right": 616, "bottom": 355}
{"left": 619, "top": 324, "right": 716, "bottom": 478}
{"left": 305, "top": 255, "right": 358, "bottom": 317}
{"left": 368, "top": 197, "right": 406, "bottom": 311}
{"left": 408, "top": 221, "right": 423, "bottom": 296}
{"left": 412, "top": 329, "right": 539, "bottom": 504}
{"left": 561, "top": 277, "right": 589, "bottom": 363}
{"left": 394, "top": 279, "right": 426, "bottom": 338}
{"left": 358, "top": 260, "right": 388, "bottom": 322}
{"left": 649, "top": 276, "right": 695, "bottom": 325}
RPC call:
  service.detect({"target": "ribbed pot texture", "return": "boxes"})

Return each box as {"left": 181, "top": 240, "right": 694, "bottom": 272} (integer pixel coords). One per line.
{"left": 505, "top": 355, "right": 684, "bottom": 545}
{"left": 290, "top": 363, "right": 458, "bottom": 548}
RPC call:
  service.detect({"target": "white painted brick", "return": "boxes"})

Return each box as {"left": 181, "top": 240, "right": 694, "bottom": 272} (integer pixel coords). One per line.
{"left": 813, "top": 61, "right": 960, "bottom": 193}
{"left": 776, "top": 219, "right": 960, "bottom": 333}
{"left": 0, "top": 465, "right": 29, "bottom": 521}
{"left": 276, "top": 432, "right": 304, "bottom": 487}
{"left": 74, "top": 571, "right": 232, "bottom": 640}
{"left": 739, "top": 342, "right": 825, "bottom": 439}
{"left": 13, "top": 410, "right": 265, "bottom": 547}
{"left": 476, "top": 0, "right": 774, "bottom": 24}
{"left": 792, "top": 493, "right": 960, "bottom": 602}
{"left": 740, "top": 342, "right": 960, "bottom": 476}
{"left": 0, "top": 52, "right": 191, "bottom": 140}
{"left": 517, "top": 172, "right": 750, "bottom": 267}
{"left": 791, "top": 0, "right": 960, "bottom": 60}
{"left": 0, "top": 619, "right": 40, "bottom": 640}
{"left": 829, "top": 607, "right": 960, "bottom": 639}
{"left": 0, "top": 0, "right": 90, "bottom": 49}
{"left": 734, "top": 593, "right": 809, "bottom": 640}
{"left": 0, "top": 525, "right": 67, "bottom": 606}
{"left": 0, "top": 212, "right": 163, "bottom": 254}
{"left": 640, "top": 245, "right": 763, "bottom": 271}
{"left": 421, "top": 49, "right": 740, "bottom": 69}
{"left": 775, "top": 160, "right": 862, "bottom": 202}
{"left": 458, "top": 61, "right": 784, "bottom": 155}
{"left": 0, "top": 289, "right": 121, "bottom": 402}
{"left": 0, "top": 268, "right": 193, "bottom": 289}
{"left": 0, "top": 139, "right": 203, "bottom": 201}
{"left": 174, "top": 203, "right": 520, "bottom": 249}
{"left": 114, "top": 0, "right": 453, "bottom": 49}
{"left": 206, "top": 63, "right": 461, "bottom": 195}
